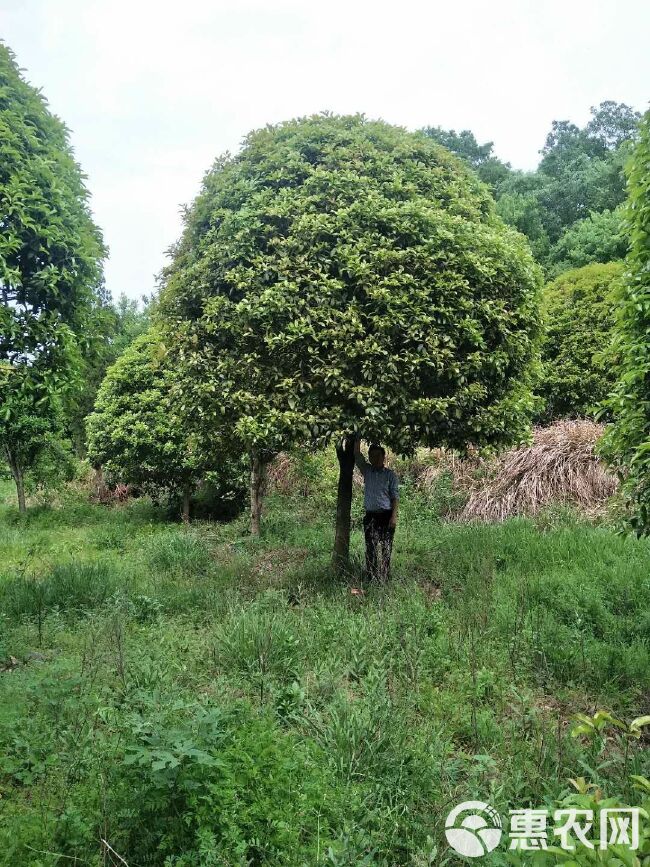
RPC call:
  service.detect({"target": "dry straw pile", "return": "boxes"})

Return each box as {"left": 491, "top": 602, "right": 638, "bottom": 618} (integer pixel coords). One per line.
{"left": 265, "top": 452, "right": 295, "bottom": 495}
{"left": 460, "top": 420, "right": 618, "bottom": 522}
{"left": 266, "top": 421, "right": 617, "bottom": 523}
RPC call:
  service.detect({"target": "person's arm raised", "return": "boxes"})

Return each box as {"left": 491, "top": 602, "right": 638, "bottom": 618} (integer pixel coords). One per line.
{"left": 353, "top": 436, "right": 369, "bottom": 472}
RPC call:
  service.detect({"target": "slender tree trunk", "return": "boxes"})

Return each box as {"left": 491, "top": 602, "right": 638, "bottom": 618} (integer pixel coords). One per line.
{"left": 5, "top": 448, "right": 26, "bottom": 514}
{"left": 72, "top": 423, "right": 87, "bottom": 460}
{"left": 182, "top": 484, "right": 192, "bottom": 524}
{"left": 250, "top": 450, "right": 267, "bottom": 536}
{"left": 92, "top": 464, "right": 107, "bottom": 502}
{"left": 14, "top": 467, "right": 26, "bottom": 515}
{"left": 333, "top": 435, "right": 356, "bottom": 572}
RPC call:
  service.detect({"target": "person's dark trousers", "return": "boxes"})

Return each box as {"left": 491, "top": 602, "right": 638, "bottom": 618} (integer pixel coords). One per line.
{"left": 363, "top": 509, "right": 395, "bottom": 580}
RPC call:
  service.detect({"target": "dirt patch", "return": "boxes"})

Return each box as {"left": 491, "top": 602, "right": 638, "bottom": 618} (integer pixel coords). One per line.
{"left": 252, "top": 547, "right": 309, "bottom": 585}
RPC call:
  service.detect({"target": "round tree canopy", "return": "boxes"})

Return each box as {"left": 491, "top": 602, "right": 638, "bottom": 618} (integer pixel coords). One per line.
{"left": 162, "top": 114, "right": 542, "bottom": 455}
{"left": 86, "top": 330, "right": 195, "bottom": 491}
{"left": 86, "top": 328, "right": 246, "bottom": 519}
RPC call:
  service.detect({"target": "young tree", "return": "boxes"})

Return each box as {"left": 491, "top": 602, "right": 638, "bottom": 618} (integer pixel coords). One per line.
{"left": 86, "top": 329, "right": 243, "bottom": 522}
{"left": 0, "top": 44, "right": 105, "bottom": 510}
{"left": 0, "top": 338, "right": 74, "bottom": 512}
{"left": 600, "top": 110, "right": 650, "bottom": 535}
{"left": 87, "top": 331, "right": 195, "bottom": 520}
{"left": 161, "top": 114, "right": 542, "bottom": 565}
{"left": 537, "top": 262, "right": 624, "bottom": 421}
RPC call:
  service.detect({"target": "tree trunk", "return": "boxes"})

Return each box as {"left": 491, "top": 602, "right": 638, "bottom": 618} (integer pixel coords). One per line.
{"left": 92, "top": 464, "right": 107, "bottom": 502}
{"left": 250, "top": 450, "right": 267, "bottom": 536}
{"left": 333, "top": 435, "right": 356, "bottom": 572}
{"left": 71, "top": 424, "right": 87, "bottom": 460}
{"left": 5, "top": 448, "right": 26, "bottom": 514}
{"left": 14, "top": 467, "right": 26, "bottom": 515}
{"left": 182, "top": 484, "right": 192, "bottom": 524}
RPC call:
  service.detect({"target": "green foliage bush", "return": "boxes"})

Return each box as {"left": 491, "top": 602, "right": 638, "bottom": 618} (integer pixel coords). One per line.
{"left": 87, "top": 329, "right": 246, "bottom": 519}
{"left": 600, "top": 110, "right": 650, "bottom": 535}
{"left": 537, "top": 262, "right": 624, "bottom": 420}
{"left": 546, "top": 207, "right": 628, "bottom": 277}
{"left": 67, "top": 293, "right": 151, "bottom": 455}
{"left": 112, "top": 700, "right": 340, "bottom": 866}
{"left": 215, "top": 591, "right": 299, "bottom": 671}
{"left": 87, "top": 330, "right": 197, "bottom": 492}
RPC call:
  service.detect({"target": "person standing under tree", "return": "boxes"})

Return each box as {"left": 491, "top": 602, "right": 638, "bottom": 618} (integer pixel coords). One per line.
{"left": 354, "top": 438, "right": 399, "bottom": 580}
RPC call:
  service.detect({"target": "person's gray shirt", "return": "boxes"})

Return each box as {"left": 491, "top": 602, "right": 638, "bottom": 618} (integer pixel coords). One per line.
{"left": 355, "top": 454, "right": 399, "bottom": 512}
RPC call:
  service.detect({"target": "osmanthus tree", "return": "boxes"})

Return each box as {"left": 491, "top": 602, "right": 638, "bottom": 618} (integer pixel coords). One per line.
{"left": 600, "top": 110, "right": 650, "bottom": 536}
{"left": 0, "top": 44, "right": 105, "bottom": 511}
{"left": 538, "top": 262, "right": 624, "bottom": 421}
{"left": 160, "top": 114, "right": 542, "bottom": 565}
{"left": 87, "top": 330, "right": 210, "bottom": 522}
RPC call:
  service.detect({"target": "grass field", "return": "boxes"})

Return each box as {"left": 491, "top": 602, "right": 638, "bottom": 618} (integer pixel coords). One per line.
{"left": 0, "top": 462, "right": 649, "bottom": 866}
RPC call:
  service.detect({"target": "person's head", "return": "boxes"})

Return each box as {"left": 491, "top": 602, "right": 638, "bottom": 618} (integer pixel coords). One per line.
{"left": 368, "top": 443, "right": 386, "bottom": 468}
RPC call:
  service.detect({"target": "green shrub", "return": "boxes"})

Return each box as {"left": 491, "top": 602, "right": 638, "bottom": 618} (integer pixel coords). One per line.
{"left": 546, "top": 206, "right": 628, "bottom": 277}
{"left": 214, "top": 592, "right": 301, "bottom": 700}
{"left": 112, "top": 700, "right": 340, "bottom": 865}
{"left": 538, "top": 262, "right": 624, "bottom": 420}
{"left": 87, "top": 330, "right": 246, "bottom": 522}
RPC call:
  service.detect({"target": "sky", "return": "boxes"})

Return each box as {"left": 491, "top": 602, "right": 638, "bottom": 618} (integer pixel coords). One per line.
{"left": 2, "top": 0, "right": 649, "bottom": 301}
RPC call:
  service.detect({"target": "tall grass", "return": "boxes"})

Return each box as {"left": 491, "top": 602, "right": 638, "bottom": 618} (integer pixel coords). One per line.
{"left": 1, "top": 561, "right": 121, "bottom": 618}
{"left": 142, "top": 528, "right": 214, "bottom": 577}
{"left": 0, "top": 463, "right": 649, "bottom": 865}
